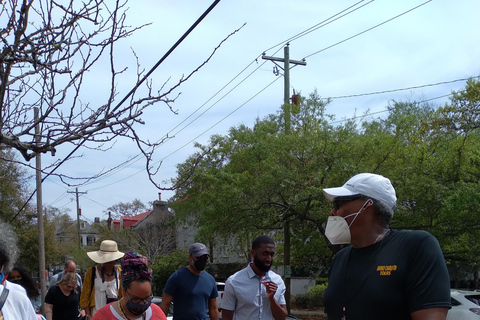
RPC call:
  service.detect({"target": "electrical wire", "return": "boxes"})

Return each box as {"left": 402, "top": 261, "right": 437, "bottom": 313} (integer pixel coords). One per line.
{"left": 37, "top": 0, "right": 463, "bottom": 202}
{"left": 327, "top": 77, "right": 479, "bottom": 100}
{"left": 328, "top": 93, "right": 453, "bottom": 125}
{"left": 264, "top": 0, "right": 374, "bottom": 52}
{"left": 86, "top": 72, "right": 283, "bottom": 191}
{"left": 303, "top": 0, "right": 433, "bottom": 59}
{"left": 65, "top": 1, "right": 381, "bottom": 190}
{"left": 12, "top": 0, "right": 221, "bottom": 222}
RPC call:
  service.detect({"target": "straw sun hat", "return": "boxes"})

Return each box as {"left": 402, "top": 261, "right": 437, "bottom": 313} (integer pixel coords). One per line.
{"left": 87, "top": 240, "right": 125, "bottom": 264}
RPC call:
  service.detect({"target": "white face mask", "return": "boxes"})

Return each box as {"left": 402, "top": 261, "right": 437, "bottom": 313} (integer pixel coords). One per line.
{"left": 325, "top": 200, "right": 370, "bottom": 245}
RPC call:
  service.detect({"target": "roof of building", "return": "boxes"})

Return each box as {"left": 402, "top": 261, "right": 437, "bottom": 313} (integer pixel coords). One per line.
{"left": 121, "top": 210, "right": 152, "bottom": 229}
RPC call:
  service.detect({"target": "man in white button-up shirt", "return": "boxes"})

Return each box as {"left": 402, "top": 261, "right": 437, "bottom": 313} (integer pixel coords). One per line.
{"left": 221, "top": 235, "right": 287, "bottom": 320}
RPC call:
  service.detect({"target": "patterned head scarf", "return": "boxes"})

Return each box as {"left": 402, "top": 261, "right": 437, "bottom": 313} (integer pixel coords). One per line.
{"left": 120, "top": 252, "right": 153, "bottom": 288}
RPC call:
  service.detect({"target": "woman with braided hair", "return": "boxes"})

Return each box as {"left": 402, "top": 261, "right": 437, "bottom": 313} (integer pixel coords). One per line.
{"left": 92, "top": 252, "right": 166, "bottom": 320}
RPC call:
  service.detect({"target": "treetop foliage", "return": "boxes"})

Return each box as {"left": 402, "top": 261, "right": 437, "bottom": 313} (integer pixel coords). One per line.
{"left": 170, "top": 79, "right": 480, "bottom": 278}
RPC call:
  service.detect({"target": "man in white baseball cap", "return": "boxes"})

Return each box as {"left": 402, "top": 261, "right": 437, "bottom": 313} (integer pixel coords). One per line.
{"left": 322, "top": 173, "right": 451, "bottom": 320}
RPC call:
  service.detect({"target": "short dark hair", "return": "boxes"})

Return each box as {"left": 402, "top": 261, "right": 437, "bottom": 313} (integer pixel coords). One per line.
{"left": 252, "top": 235, "right": 274, "bottom": 250}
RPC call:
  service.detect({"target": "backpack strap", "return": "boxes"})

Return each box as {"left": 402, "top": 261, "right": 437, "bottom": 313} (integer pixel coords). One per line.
{"left": 90, "top": 266, "right": 96, "bottom": 292}
{"left": 0, "top": 288, "right": 9, "bottom": 310}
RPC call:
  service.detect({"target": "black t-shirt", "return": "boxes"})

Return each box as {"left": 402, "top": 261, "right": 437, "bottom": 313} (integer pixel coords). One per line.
{"left": 45, "top": 285, "right": 80, "bottom": 320}
{"left": 324, "top": 229, "right": 451, "bottom": 320}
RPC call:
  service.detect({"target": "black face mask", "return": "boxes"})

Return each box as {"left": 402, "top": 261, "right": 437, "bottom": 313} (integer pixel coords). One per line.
{"left": 10, "top": 279, "right": 24, "bottom": 286}
{"left": 126, "top": 300, "right": 151, "bottom": 315}
{"left": 193, "top": 256, "right": 208, "bottom": 271}
{"left": 253, "top": 255, "right": 272, "bottom": 272}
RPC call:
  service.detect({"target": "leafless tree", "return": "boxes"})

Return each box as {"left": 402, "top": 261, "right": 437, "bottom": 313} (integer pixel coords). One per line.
{"left": 0, "top": 0, "right": 239, "bottom": 186}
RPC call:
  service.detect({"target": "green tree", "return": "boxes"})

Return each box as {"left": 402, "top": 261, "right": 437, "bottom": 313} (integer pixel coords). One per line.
{"left": 171, "top": 91, "right": 342, "bottom": 273}
{"left": 170, "top": 79, "right": 480, "bottom": 283}
{"left": 151, "top": 249, "right": 189, "bottom": 295}
{"left": 104, "top": 199, "right": 150, "bottom": 219}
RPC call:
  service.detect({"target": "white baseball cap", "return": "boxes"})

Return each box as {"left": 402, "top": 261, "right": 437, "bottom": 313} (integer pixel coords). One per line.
{"left": 323, "top": 173, "right": 397, "bottom": 209}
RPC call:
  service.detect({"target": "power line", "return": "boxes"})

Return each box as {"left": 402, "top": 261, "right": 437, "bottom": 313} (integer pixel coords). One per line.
{"left": 40, "top": 1, "right": 462, "bottom": 199}
{"left": 87, "top": 74, "right": 283, "bottom": 192}
{"left": 67, "top": 2, "right": 383, "bottom": 190}
{"left": 266, "top": 0, "right": 375, "bottom": 51}
{"left": 83, "top": 75, "right": 472, "bottom": 193}
{"left": 328, "top": 77, "right": 479, "bottom": 100}
{"left": 303, "top": 0, "right": 433, "bottom": 59}
{"left": 328, "top": 93, "right": 453, "bottom": 125}
{"left": 13, "top": 1, "right": 221, "bottom": 221}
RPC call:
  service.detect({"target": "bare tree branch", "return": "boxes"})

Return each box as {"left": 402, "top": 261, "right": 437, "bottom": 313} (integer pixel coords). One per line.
{"left": 0, "top": 0, "right": 243, "bottom": 187}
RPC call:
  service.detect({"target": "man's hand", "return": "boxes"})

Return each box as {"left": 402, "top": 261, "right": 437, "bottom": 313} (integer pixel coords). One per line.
{"left": 262, "top": 280, "right": 278, "bottom": 299}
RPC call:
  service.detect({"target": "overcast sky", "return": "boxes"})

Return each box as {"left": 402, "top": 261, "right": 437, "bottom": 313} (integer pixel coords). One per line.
{"left": 32, "top": 0, "right": 480, "bottom": 223}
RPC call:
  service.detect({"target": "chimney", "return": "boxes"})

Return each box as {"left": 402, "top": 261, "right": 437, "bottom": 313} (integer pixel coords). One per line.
{"left": 107, "top": 211, "right": 112, "bottom": 230}
{"left": 94, "top": 217, "right": 100, "bottom": 223}
{"left": 158, "top": 193, "right": 162, "bottom": 201}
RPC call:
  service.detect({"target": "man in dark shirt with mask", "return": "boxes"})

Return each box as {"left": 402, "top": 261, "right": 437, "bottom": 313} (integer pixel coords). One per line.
{"left": 322, "top": 173, "right": 451, "bottom": 320}
{"left": 160, "top": 242, "right": 219, "bottom": 320}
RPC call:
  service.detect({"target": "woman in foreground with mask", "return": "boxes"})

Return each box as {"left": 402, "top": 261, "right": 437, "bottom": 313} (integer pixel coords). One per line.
{"left": 92, "top": 252, "right": 166, "bottom": 320}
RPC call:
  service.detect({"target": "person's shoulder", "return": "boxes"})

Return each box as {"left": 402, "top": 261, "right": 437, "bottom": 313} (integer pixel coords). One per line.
{"left": 5, "top": 280, "right": 27, "bottom": 295}
{"left": 226, "top": 265, "right": 249, "bottom": 282}
{"left": 266, "top": 270, "right": 284, "bottom": 283}
{"left": 201, "top": 270, "right": 216, "bottom": 280}
{"left": 92, "top": 304, "right": 114, "bottom": 319}
{"left": 174, "top": 266, "right": 189, "bottom": 275}
{"left": 391, "top": 229, "right": 435, "bottom": 241}
{"left": 51, "top": 272, "right": 60, "bottom": 279}
{"left": 7, "top": 286, "right": 31, "bottom": 303}
{"left": 166, "top": 266, "right": 187, "bottom": 281}
{"left": 150, "top": 302, "right": 167, "bottom": 319}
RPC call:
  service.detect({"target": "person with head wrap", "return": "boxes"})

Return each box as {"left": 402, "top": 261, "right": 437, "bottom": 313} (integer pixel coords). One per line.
{"left": 80, "top": 240, "right": 125, "bottom": 318}
{"left": 91, "top": 252, "right": 166, "bottom": 320}
{"left": 0, "top": 220, "right": 37, "bottom": 320}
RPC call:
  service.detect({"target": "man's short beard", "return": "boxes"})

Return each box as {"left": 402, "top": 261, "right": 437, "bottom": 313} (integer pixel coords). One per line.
{"left": 253, "top": 255, "right": 271, "bottom": 272}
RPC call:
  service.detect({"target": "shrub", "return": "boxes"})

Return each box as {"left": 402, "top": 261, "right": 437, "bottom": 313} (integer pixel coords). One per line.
{"left": 292, "top": 283, "right": 327, "bottom": 309}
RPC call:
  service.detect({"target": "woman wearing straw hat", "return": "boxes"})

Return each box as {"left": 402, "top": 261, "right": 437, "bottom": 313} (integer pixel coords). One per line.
{"left": 80, "top": 240, "right": 125, "bottom": 319}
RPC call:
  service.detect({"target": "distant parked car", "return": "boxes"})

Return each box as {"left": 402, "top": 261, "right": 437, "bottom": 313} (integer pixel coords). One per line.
{"left": 447, "top": 289, "right": 480, "bottom": 320}
{"left": 152, "top": 296, "right": 173, "bottom": 320}
{"left": 216, "top": 282, "right": 225, "bottom": 310}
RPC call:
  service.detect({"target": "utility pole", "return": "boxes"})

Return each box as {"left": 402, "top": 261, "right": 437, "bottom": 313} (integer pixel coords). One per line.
{"left": 262, "top": 44, "right": 306, "bottom": 314}
{"left": 68, "top": 188, "right": 87, "bottom": 249}
{"left": 35, "top": 108, "right": 47, "bottom": 314}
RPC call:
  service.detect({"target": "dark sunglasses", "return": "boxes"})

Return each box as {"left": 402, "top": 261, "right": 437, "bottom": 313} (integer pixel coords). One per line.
{"left": 332, "top": 195, "right": 369, "bottom": 211}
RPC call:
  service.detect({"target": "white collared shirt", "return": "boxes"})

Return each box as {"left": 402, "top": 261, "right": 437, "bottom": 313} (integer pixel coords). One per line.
{"left": 221, "top": 263, "right": 286, "bottom": 320}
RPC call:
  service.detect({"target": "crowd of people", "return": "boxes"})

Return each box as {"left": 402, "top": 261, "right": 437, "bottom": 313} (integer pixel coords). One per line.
{"left": 0, "top": 172, "right": 453, "bottom": 320}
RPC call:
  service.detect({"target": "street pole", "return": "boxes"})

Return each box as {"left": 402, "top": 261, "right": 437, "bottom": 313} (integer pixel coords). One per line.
{"left": 35, "top": 107, "right": 47, "bottom": 314}
{"left": 262, "top": 44, "right": 306, "bottom": 314}
{"left": 68, "top": 188, "right": 87, "bottom": 249}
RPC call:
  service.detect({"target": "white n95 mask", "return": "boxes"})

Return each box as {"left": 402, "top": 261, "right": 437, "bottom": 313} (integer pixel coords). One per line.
{"left": 324, "top": 200, "right": 370, "bottom": 245}
{"left": 325, "top": 215, "right": 353, "bottom": 245}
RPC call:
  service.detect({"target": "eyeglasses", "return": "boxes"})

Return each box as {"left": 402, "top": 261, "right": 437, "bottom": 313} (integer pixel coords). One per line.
{"left": 332, "top": 195, "right": 369, "bottom": 211}
{"left": 125, "top": 289, "right": 153, "bottom": 304}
